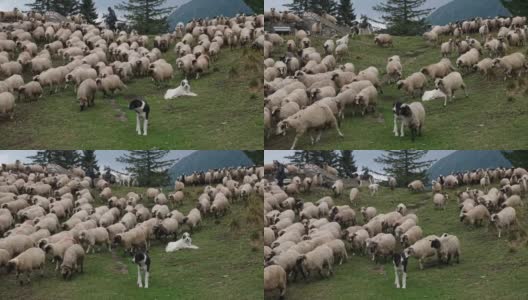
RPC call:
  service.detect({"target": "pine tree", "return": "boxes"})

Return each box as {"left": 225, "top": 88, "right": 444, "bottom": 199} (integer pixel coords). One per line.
{"left": 337, "top": 0, "right": 356, "bottom": 26}
{"left": 80, "top": 150, "right": 99, "bottom": 174}
{"left": 116, "top": 150, "right": 176, "bottom": 186}
{"left": 27, "top": 151, "right": 52, "bottom": 165}
{"left": 307, "top": 0, "right": 338, "bottom": 15}
{"left": 26, "top": 0, "right": 53, "bottom": 13}
{"left": 79, "top": 0, "right": 98, "bottom": 24}
{"left": 337, "top": 150, "right": 357, "bottom": 178}
{"left": 502, "top": 151, "right": 528, "bottom": 168}
{"left": 28, "top": 151, "right": 81, "bottom": 168}
{"left": 374, "top": 150, "right": 436, "bottom": 186}
{"left": 116, "top": 0, "right": 175, "bottom": 34}
{"left": 373, "top": 0, "right": 433, "bottom": 35}
{"left": 284, "top": 0, "right": 309, "bottom": 15}
{"left": 501, "top": 0, "right": 528, "bottom": 16}
{"left": 285, "top": 151, "right": 340, "bottom": 167}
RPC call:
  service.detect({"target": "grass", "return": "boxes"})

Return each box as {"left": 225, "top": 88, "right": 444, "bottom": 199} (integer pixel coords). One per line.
{"left": 0, "top": 43, "right": 263, "bottom": 149}
{"left": 265, "top": 34, "right": 528, "bottom": 149}
{"left": 272, "top": 183, "right": 528, "bottom": 299}
{"left": 0, "top": 185, "right": 263, "bottom": 299}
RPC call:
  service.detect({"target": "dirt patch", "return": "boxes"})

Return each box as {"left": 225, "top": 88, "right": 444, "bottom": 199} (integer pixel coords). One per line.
{"left": 111, "top": 251, "right": 129, "bottom": 274}
{"left": 109, "top": 99, "right": 128, "bottom": 122}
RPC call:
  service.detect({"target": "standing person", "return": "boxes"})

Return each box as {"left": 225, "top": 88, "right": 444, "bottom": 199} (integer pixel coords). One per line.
{"left": 274, "top": 160, "right": 286, "bottom": 188}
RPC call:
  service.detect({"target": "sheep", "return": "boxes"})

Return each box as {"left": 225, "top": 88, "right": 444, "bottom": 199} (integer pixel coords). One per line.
{"left": 323, "top": 39, "right": 335, "bottom": 55}
{"left": 394, "top": 219, "right": 416, "bottom": 238}
{"left": 423, "top": 31, "right": 438, "bottom": 44}
{"left": 396, "top": 72, "right": 427, "bottom": 98}
{"left": 490, "top": 207, "right": 516, "bottom": 238}
{"left": 456, "top": 48, "right": 480, "bottom": 73}
{"left": 6, "top": 247, "right": 45, "bottom": 285}
{"left": 79, "top": 227, "right": 111, "bottom": 253}
{"left": 149, "top": 60, "right": 173, "bottom": 86}
{"left": 386, "top": 55, "right": 402, "bottom": 83}
{"left": 275, "top": 102, "right": 344, "bottom": 150}
{"left": 0, "top": 91, "right": 15, "bottom": 119}
{"left": 400, "top": 225, "right": 423, "bottom": 248}
{"left": 363, "top": 217, "right": 383, "bottom": 237}
{"left": 393, "top": 102, "right": 425, "bottom": 141}
{"left": 354, "top": 85, "right": 378, "bottom": 115}
{"left": 460, "top": 204, "right": 490, "bottom": 227}
{"left": 77, "top": 78, "right": 97, "bottom": 111}
{"left": 433, "top": 193, "right": 449, "bottom": 210}
{"left": 430, "top": 234, "right": 461, "bottom": 265}
{"left": 96, "top": 75, "right": 126, "bottom": 97}
{"left": 106, "top": 222, "right": 126, "bottom": 244}
{"left": 43, "top": 238, "right": 75, "bottom": 271}
{"left": 299, "top": 203, "right": 319, "bottom": 220}
{"left": 331, "top": 180, "right": 344, "bottom": 197}
{"left": 264, "top": 265, "right": 287, "bottom": 299}
{"left": 361, "top": 207, "right": 377, "bottom": 222}
{"left": 473, "top": 58, "right": 495, "bottom": 80}
{"left": 501, "top": 195, "right": 522, "bottom": 208}
{"left": 349, "top": 188, "right": 359, "bottom": 204}
{"left": 0, "top": 61, "right": 22, "bottom": 77}
{"left": 4, "top": 74, "right": 24, "bottom": 93}
{"left": 30, "top": 57, "right": 52, "bottom": 75}
{"left": 17, "top": 81, "right": 43, "bottom": 102}
{"left": 65, "top": 68, "right": 98, "bottom": 91}
{"left": 296, "top": 244, "right": 334, "bottom": 279}
{"left": 183, "top": 208, "right": 201, "bottom": 232}
{"left": 436, "top": 71, "right": 468, "bottom": 106}
{"left": 374, "top": 34, "right": 393, "bottom": 47}
{"left": 114, "top": 226, "right": 148, "bottom": 253}
{"left": 348, "top": 228, "right": 369, "bottom": 255}
{"left": 325, "top": 239, "right": 348, "bottom": 265}
{"left": 407, "top": 180, "right": 425, "bottom": 192}
{"left": 366, "top": 233, "right": 396, "bottom": 262}
{"left": 420, "top": 58, "right": 454, "bottom": 79}
{"left": 441, "top": 39, "right": 455, "bottom": 57}
{"left": 59, "top": 244, "right": 84, "bottom": 280}
{"left": 493, "top": 52, "right": 526, "bottom": 80}
{"left": 0, "top": 234, "right": 34, "bottom": 258}
{"left": 210, "top": 193, "right": 230, "bottom": 218}
{"left": 404, "top": 235, "right": 439, "bottom": 269}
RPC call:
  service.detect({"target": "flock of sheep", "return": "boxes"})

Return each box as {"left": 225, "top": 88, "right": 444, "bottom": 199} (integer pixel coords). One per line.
{"left": 263, "top": 11, "right": 528, "bottom": 149}
{"left": 0, "top": 8, "right": 264, "bottom": 116}
{"left": 0, "top": 161, "right": 263, "bottom": 285}
{"left": 263, "top": 162, "right": 528, "bottom": 299}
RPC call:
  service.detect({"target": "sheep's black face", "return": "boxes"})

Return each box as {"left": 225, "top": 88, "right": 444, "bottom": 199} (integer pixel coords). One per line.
{"left": 431, "top": 239, "right": 441, "bottom": 249}
{"left": 400, "top": 105, "right": 412, "bottom": 117}
{"left": 6, "top": 261, "right": 15, "bottom": 273}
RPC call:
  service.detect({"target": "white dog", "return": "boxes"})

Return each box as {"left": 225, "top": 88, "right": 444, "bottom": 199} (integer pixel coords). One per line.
{"left": 165, "top": 232, "right": 199, "bottom": 252}
{"left": 422, "top": 89, "right": 446, "bottom": 101}
{"left": 164, "top": 79, "right": 197, "bottom": 99}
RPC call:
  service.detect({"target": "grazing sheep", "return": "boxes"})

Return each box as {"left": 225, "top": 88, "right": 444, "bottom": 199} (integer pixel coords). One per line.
{"left": 79, "top": 227, "right": 111, "bottom": 253}
{"left": 400, "top": 226, "right": 423, "bottom": 248}
{"left": 60, "top": 244, "right": 84, "bottom": 280}
{"left": 374, "top": 34, "right": 393, "bottom": 47}
{"left": 0, "top": 234, "right": 34, "bottom": 257}
{"left": 490, "top": 207, "right": 516, "bottom": 238}
{"left": 396, "top": 72, "right": 427, "bottom": 98}
{"left": 493, "top": 52, "right": 526, "bottom": 80}
{"left": 6, "top": 247, "right": 45, "bottom": 285}
{"left": 435, "top": 72, "right": 468, "bottom": 107}
{"left": 264, "top": 265, "right": 287, "bottom": 299}
{"left": 349, "top": 188, "right": 359, "bottom": 203}
{"left": 421, "top": 58, "right": 454, "bottom": 79}
{"left": 456, "top": 48, "right": 480, "bottom": 73}
{"left": 393, "top": 102, "right": 425, "bottom": 141}
{"left": 0, "top": 91, "right": 15, "bottom": 119}
{"left": 386, "top": 55, "right": 402, "bottom": 83}
{"left": 501, "top": 195, "right": 522, "bottom": 208}
{"left": 407, "top": 180, "right": 425, "bottom": 192}
{"left": 361, "top": 207, "right": 377, "bottom": 222}
{"left": 325, "top": 239, "right": 348, "bottom": 264}
{"left": 404, "top": 235, "right": 439, "bottom": 269}
{"left": 473, "top": 58, "right": 495, "bottom": 80}
{"left": 296, "top": 244, "right": 334, "bottom": 279}
{"left": 460, "top": 204, "right": 490, "bottom": 227}
{"left": 433, "top": 193, "right": 449, "bottom": 210}
{"left": 96, "top": 75, "right": 126, "bottom": 97}
{"left": 77, "top": 78, "right": 97, "bottom": 111}
{"left": 430, "top": 234, "right": 460, "bottom": 265}
{"left": 354, "top": 85, "right": 378, "bottom": 115}
{"left": 331, "top": 180, "right": 344, "bottom": 197}
{"left": 183, "top": 208, "right": 201, "bottom": 232}
{"left": 17, "top": 81, "right": 43, "bottom": 102}
{"left": 366, "top": 233, "right": 396, "bottom": 262}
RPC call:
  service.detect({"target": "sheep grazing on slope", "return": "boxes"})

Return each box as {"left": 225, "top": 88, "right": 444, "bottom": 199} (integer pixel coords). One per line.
{"left": 6, "top": 247, "right": 46, "bottom": 285}
{"left": 435, "top": 72, "right": 468, "bottom": 107}
{"left": 490, "top": 207, "right": 516, "bottom": 238}
{"left": 430, "top": 234, "right": 461, "bottom": 265}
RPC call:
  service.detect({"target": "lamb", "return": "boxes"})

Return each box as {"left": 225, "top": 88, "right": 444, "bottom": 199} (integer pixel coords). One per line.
{"left": 60, "top": 244, "right": 84, "bottom": 280}
{"left": 96, "top": 75, "right": 126, "bottom": 97}
{"left": 264, "top": 265, "right": 287, "bottom": 299}
{"left": 331, "top": 180, "right": 344, "bottom": 196}
{"left": 460, "top": 204, "right": 490, "bottom": 227}
{"left": 436, "top": 71, "right": 468, "bottom": 106}
{"left": 275, "top": 102, "right": 344, "bottom": 150}
{"left": 404, "top": 235, "right": 439, "bottom": 269}
{"left": 433, "top": 193, "right": 449, "bottom": 210}
{"left": 296, "top": 244, "right": 334, "bottom": 279}
{"left": 374, "top": 34, "right": 393, "bottom": 47}
{"left": 77, "top": 78, "right": 97, "bottom": 111}
{"left": 430, "top": 234, "right": 461, "bottom": 265}
{"left": 0, "top": 91, "right": 15, "bottom": 119}
{"left": 354, "top": 85, "right": 378, "bottom": 115}
{"left": 493, "top": 52, "right": 526, "bottom": 80}
{"left": 396, "top": 72, "right": 427, "bottom": 98}
{"left": 366, "top": 233, "right": 396, "bottom": 262}
{"left": 393, "top": 101, "right": 425, "bottom": 141}
{"left": 386, "top": 55, "right": 402, "bottom": 83}
{"left": 400, "top": 225, "right": 423, "bottom": 248}
{"left": 6, "top": 247, "right": 45, "bottom": 285}
{"left": 183, "top": 208, "right": 201, "bottom": 232}
{"left": 456, "top": 48, "right": 480, "bottom": 73}
{"left": 349, "top": 188, "right": 359, "bottom": 204}
{"left": 79, "top": 227, "right": 111, "bottom": 253}
{"left": 421, "top": 58, "right": 454, "bottom": 79}
{"left": 407, "top": 180, "right": 425, "bottom": 192}
{"left": 490, "top": 207, "right": 516, "bottom": 238}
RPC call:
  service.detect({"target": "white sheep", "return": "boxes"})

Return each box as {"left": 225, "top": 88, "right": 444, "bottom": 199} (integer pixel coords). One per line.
{"left": 396, "top": 72, "right": 427, "bottom": 98}
{"left": 6, "top": 247, "right": 46, "bottom": 285}
{"left": 0, "top": 91, "right": 15, "bottom": 119}
{"left": 433, "top": 193, "right": 449, "bottom": 210}
{"left": 430, "top": 234, "right": 461, "bottom": 265}
{"left": 404, "top": 235, "right": 439, "bottom": 269}
{"left": 435, "top": 72, "right": 468, "bottom": 107}
{"left": 490, "top": 207, "right": 516, "bottom": 238}
{"left": 60, "top": 244, "right": 84, "bottom": 280}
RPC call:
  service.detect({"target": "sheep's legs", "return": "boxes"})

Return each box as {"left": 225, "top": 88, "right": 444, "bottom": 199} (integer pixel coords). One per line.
{"left": 443, "top": 95, "right": 448, "bottom": 107}
{"left": 394, "top": 267, "right": 400, "bottom": 288}
{"left": 137, "top": 266, "right": 143, "bottom": 288}
{"left": 290, "top": 135, "right": 300, "bottom": 150}
{"left": 315, "top": 131, "right": 322, "bottom": 143}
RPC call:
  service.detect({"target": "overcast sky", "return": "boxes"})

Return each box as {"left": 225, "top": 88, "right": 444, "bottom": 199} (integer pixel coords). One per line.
{"left": 264, "top": 150, "right": 455, "bottom": 173}
{"left": 265, "top": 0, "right": 453, "bottom": 21}
{"left": 0, "top": 150, "right": 194, "bottom": 172}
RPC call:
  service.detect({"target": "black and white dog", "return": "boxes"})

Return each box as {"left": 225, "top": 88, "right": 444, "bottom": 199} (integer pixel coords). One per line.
{"left": 132, "top": 251, "right": 150, "bottom": 288}
{"left": 393, "top": 251, "right": 409, "bottom": 289}
{"left": 129, "top": 97, "right": 150, "bottom": 136}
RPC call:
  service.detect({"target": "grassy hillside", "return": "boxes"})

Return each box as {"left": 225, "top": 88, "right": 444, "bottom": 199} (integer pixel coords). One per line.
{"left": 270, "top": 184, "right": 528, "bottom": 299}
{"left": 265, "top": 34, "right": 528, "bottom": 149}
{"left": 0, "top": 185, "right": 262, "bottom": 299}
{"left": 0, "top": 42, "right": 262, "bottom": 149}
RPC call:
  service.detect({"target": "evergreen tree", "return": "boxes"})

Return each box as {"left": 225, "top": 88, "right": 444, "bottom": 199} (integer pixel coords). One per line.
{"left": 27, "top": 0, "right": 80, "bottom": 16}
{"left": 307, "top": 0, "right": 338, "bottom": 16}
{"left": 502, "top": 151, "right": 528, "bottom": 168}
{"left": 26, "top": 0, "right": 52, "bottom": 13}
{"left": 80, "top": 150, "right": 99, "bottom": 174}
{"left": 285, "top": 151, "right": 340, "bottom": 167}
{"left": 501, "top": 0, "right": 528, "bottom": 16}
{"left": 28, "top": 151, "right": 81, "bottom": 168}
{"left": 116, "top": 0, "right": 175, "bottom": 34}
{"left": 284, "top": 0, "right": 309, "bottom": 15}
{"left": 116, "top": 150, "right": 176, "bottom": 186}
{"left": 337, "top": 0, "right": 356, "bottom": 26}
{"left": 337, "top": 150, "right": 357, "bottom": 178}
{"left": 27, "top": 151, "right": 52, "bottom": 165}
{"left": 373, "top": 0, "right": 433, "bottom": 35}
{"left": 104, "top": 7, "right": 119, "bottom": 30}
{"left": 79, "top": 0, "right": 98, "bottom": 24}
{"left": 374, "top": 150, "right": 436, "bottom": 186}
